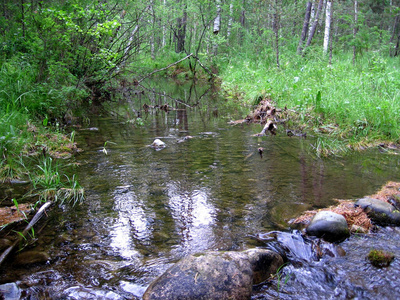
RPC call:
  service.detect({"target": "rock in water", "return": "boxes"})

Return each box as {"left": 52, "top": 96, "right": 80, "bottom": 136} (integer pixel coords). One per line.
{"left": 356, "top": 197, "right": 400, "bottom": 226}
{"left": 306, "top": 211, "right": 349, "bottom": 242}
{"left": 143, "top": 249, "right": 283, "bottom": 300}
{"left": 0, "top": 283, "right": 21, "bottom": 300}
{"left": 150, "top": 139, "right": 166, "bottom": 150}
{"left": 14, "top": 251, "right": 50, "bottom": 266}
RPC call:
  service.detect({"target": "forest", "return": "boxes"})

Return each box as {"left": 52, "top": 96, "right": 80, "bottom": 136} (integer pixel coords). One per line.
{"left": 1, "top": 0, "right": 400, "bottom": 193}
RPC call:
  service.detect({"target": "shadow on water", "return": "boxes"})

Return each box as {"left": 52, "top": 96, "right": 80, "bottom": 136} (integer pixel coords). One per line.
{"left": 1, "top": 79, "right": 400, "bottom": 299}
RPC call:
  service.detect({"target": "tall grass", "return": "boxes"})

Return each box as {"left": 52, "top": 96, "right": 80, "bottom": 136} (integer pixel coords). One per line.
{"left": 218, "top": 49, "right": 400, "bottom": 150}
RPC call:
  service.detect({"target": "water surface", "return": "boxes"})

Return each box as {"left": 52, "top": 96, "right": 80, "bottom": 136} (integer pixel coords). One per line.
{"left": 1, "top": 81, "right": 400, "bottom": 299}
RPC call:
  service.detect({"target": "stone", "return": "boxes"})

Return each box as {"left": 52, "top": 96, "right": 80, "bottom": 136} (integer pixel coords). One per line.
{"left": 0, "top": 282, "right": 21, "bottom": 300}
{"left": 356, "top": 197, "right": 400, "bottom": 226}
{"left": 143, "top": 249, "right": 283, "bottom": 300}
{"left": 243, "top": 248, "right": 284, "bottom": 284}
{"left": 306, "top": 211, "right": 349, "bottom": 242}
{"left": 150, "top": 139, "right": 165, "bottom": 150}
{"left": 14, "top": 251, "right": 50, "bottom": 266}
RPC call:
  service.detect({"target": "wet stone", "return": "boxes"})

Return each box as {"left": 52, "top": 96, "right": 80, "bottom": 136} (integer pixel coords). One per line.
{"left": 356, "top": 197, "right": 400, "bottom": 226}
{"left": 62, "top": 286, "right": 123, "bottom": 300}
{"left": 306, "top": 211, "right": 350, "bottom": 242}
{"left": 0, "top": 282, "right": 21, "bottom": 300}
{"left": 143, "top": 249, "right": 283, "bottom": 300}
{"left": 14, "top": 251, "right": 50, "bottom": 266}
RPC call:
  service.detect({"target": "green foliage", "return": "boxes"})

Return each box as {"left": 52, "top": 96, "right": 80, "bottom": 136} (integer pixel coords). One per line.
{"left": 219, "top": 49, "right": 400, "bottom": 154}
{"left": 29, "top": 157, "right": 84, "bottom": 205}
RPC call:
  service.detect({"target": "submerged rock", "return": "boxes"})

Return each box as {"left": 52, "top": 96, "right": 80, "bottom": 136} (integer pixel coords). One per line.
{"left": 355, "top": 197, "right": 400, "bottom": 226}
{"left": 143, "top": 249, "right": 283, "bottom": 300}
{"left": 306, "top": 211, "right": 349, "bottom": 242}
{"left": 14, "top": 251, "right": 50, "bottom": 266}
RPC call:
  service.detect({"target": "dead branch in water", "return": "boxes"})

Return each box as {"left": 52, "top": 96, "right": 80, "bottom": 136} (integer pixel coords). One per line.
{"left": 137, "top": 53, "right": 193, "bottom": 83}
{"left": 0, "top": 201, "right": 52, "bottom": 267}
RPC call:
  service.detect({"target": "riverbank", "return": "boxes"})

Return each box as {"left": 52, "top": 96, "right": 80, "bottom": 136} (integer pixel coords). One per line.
{"left": 219, "top": 53, "right": 400, "bottom": 156}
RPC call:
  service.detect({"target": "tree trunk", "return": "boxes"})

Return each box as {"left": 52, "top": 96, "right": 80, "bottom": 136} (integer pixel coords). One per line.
{"left": 323, "top": 0, "right": 332, "bottom": 54}
{"left": 297, "top": 1, "right": 312, "bottom": 55}
{"left": 395, "top": 34, "right": 400, "bottom": 56}
{"left": 273, "top": 0, "right": 280, "bottom": 69}
{"left": 213, "top": 0, "right": 221, "bottom": 34}
{"left": 213, "top": 0, "right": 222, "bottom": 55}
{"left": 175, "top": 7, "right": 187, "bottom": 53}
{"left": 150, "top": 0, "right": 155, "bottom": 59}
{"left": 390, "top": 15, "right": 400, "bottom": 56}
{"left": 305, "top": 0, "right": 324, "bottom": 49}
{"left": 353, "top": 0, "right": 358, "bottom": 64}
{"left": 227, "top": 2, "right": 233, "bottom": 38}
{"left": 162, "top": 0, "right": 166, "bottom": 47}
{"left": 308, "top": 2, "right": 315, "bottom": 37}
{"left": 240, "top": 0, "right": 246, "bottom": 27}
{"left": 293, "top": 0, "right": 298, "bottom": 36}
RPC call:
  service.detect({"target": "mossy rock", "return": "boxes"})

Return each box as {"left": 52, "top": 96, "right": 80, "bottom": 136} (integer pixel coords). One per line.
{"left": 356, "top": 197, "right": 400, "bottom": 226}
{"left": 367, "top": 249, "right": 395, "bottom": 267}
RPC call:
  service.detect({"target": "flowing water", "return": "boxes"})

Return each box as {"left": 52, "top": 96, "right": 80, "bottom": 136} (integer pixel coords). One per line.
{"left": 1, "top": 80, "right": 400, "bottom": 299}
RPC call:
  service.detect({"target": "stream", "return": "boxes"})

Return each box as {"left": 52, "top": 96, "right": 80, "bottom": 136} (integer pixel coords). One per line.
{"left": 1, "top": 80, "right": 400, "bottom": 299}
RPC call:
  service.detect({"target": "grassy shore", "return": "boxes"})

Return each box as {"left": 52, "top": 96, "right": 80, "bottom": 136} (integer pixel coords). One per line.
{"left": 218, "top": 50, "right": 400, "bottom": 155}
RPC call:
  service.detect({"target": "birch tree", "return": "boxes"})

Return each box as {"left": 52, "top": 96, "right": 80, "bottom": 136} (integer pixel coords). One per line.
{"left": 227, "top": 2, "right": 233, "bottom": 38}
{"left": 323, "top": 0, "right": 332, "bottom": 54}
{"left": 305, "top": 0, "right": 324, "bottom": 50}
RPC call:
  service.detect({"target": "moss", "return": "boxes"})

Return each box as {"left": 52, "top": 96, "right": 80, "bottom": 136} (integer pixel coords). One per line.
{"left": 367, "top": 249, "right": 395, "bottom": 267}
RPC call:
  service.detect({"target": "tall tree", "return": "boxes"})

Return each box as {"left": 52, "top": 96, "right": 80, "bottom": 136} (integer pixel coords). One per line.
{"left": 305, "top": 0, "right": 324, "bottom": 50}
{"left": 353, "top": 0, "right": 358, "bottom": 64}
{"left": 297, "top": 1, "right": 313, "bottom": 55}
{"left": 323, "top": 0, "right": 332, "bottom": 54}
{"left": 174, "top": 1, "right": 187, "bottom": 53}
{"left": 273, "top": 0, "right": 280, "bottom": 69}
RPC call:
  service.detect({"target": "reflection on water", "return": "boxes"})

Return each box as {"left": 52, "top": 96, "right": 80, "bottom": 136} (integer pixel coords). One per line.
{"left": 167, "top": 183, "right": 216, "bottom": 254}
{"left": 1, "top": 80, "right": 400, "bottom": 299}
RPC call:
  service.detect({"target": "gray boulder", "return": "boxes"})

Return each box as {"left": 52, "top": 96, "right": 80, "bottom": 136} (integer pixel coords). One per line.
{"left": 143, "top": 249, "right": 283, "bottom": 300}
{"left": 356, "top": 197, "right": 400, "bottom": 225}
{"left": 306, "top": 211, "right": 349, "bottom": 242}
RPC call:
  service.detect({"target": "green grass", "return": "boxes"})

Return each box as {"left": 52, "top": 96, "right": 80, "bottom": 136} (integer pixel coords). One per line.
{"left": 218, "top": 49, "right": 400, "bottom": 154}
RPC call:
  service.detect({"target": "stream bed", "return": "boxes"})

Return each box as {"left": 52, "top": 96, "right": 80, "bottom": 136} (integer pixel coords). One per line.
{"left": 1, "top": 81, "right": 400, "bottom": 299}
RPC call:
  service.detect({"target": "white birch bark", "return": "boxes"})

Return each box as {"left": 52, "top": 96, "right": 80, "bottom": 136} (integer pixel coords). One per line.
{"left": 323, "top": 0, "right": 332, "bottom": 53}
{"left": 162, "top": 0, "right": 166, "bottom": 47}
{"left": 213, "top": 0, "right": 221, "bottom": 34}
{"left": 308, "top": 2, "right": 315, "bottom": 37}
{"left": 227, "top": 3, "right": 233, "bottom": 37}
